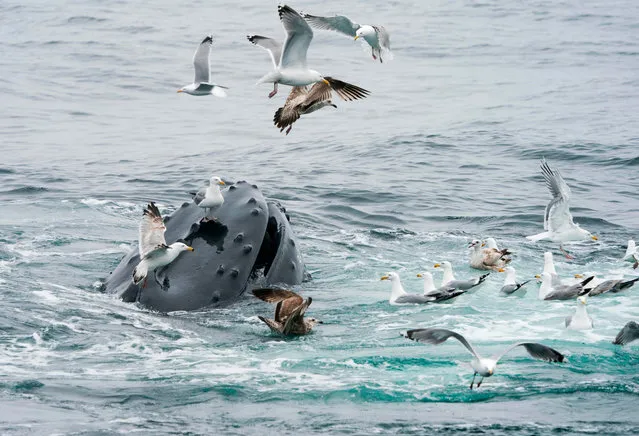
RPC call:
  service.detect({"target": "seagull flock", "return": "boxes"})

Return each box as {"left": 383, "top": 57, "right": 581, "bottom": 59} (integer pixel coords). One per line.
{"left": 178, "top": 5, "right": 389, "bottom": 134}
{"left": 129, "top": 4, "right": 639, "bottom": 390}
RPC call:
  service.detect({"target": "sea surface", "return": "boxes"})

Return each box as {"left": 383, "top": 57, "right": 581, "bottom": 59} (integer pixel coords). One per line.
{"left": 1, "top": 0, "right": 639, "bottom": 434}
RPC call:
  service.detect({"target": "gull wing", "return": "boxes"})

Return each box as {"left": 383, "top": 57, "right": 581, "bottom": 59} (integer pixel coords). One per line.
{"left": 404, "top": 328, "right": 480, "bottom": 359}
{"left": 540, "top": 159, "right": 574, "bottom": 233}
{"left": 374, "top": 25, "right": 391, "bottom": 50}
{"left": 193, "top": 35, "right": 212, "bottom": 84}
{"left": 613, "top": 321, "right": 639, "bottom": 345}
{"left": 494, "top": 342, "right": 564, "bottom": 364}
{"left": 273, "top": 86, "right": 310, "bottom": 132}
{"left": 394, "top": 294, "right": 434, "bottom": 304}
{"left": 282, "top": 297, "right": 312, "bottom": 335}
{"left": 247, "top": 35, "right": 283, "bottom": 69}
{"left": 302, "top": 13, "right": 361, "bottom": 37}
{"left": 319, "top": 77, "right": 371, "bottom": 102}
{"left": 139, "top": 202, "right": 167, "bottom": 257}
{"left": 278, "top": 5, "right": 313, "bottom": 69}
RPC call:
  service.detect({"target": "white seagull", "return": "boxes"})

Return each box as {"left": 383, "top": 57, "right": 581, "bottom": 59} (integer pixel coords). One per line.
{"left": 433, "top": 261, "right": 489, "bottom": 290}
{"left": 416, "top": 271, "right": 467, "bottom": 302}
{"left": 526, "top": 159, "right": 597, "bottom": 257}
{"left": 623, "top": 240, "right": 639, "bottom": 269}
{"left": 403, "top": 328, "right": 564, "bottom": 389}
{"left": 301, "top": 12, "right": 392, "bottom": 63}
{"left": 133, "top": 203, "right": 194, "bottom": 287}
{"left": 195, "top": 176, "right": 225, "bottom": 219}
{"left": 499, "top": 266, "right": 532, "bottom": 295}
{"left": 177, "top": 35, "right": 228, "bottom": 97}
{"left": 251, "top": 5, "right": 331, "bottom": 99}
{"left": 565, "top": 296, "right": 593, "bottom": 330}
{"left": 379, "top": 272, "right": 436, "bottom": 305}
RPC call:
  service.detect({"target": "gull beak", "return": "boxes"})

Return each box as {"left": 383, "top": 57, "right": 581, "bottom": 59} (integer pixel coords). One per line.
{"left": 591, "top": 235, "right": 598, "bottom": 241}
{"left": 488, "top": 369, "right": 493, "bottom": 375}
{"left": 177, "top": 89, "right": 183, "bottom": 93}
{"left": 574, "top": 274, "right": 584, "bottom": 278}
{"left": 186, "top": 246, "right": 194, "bottom": 251}
{"left": 535, "top": 274, "right": 541, "bottom": 279}
{"left": 581, "top": 299, "right": 587, "bottom": 305}
{"left": 416, "top": 273, "right": 423, "bottom": 278}
{"left": 218, "top": 180, "right": 226, "bottom": 186}
{"left": 354, "top": 35, "right": 359, "bottom": 40}
{"left": 497, "top": 268, "right": 505, "bottom": 273}
{"left": 322, "top": 78, "right": 330, "bottom": 85}
{"left": 481, "top": 242, "right": 486, "bottom": 247}
{"left": 380, "top": 275, "right": 390, "bottom": 281}
{"left": 433, "top": 263, "right": 441, "bottom": 268}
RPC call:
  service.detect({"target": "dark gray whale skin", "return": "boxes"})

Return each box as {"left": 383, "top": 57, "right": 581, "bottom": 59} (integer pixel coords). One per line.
{"left": 104, "top": 181, "right": 305, "bottom": 312}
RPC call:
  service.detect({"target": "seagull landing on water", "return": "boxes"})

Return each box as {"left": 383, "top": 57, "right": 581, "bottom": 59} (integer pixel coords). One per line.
{"left": 301, "top": 12, "right": 392, "bottom": 63}
{"left": 526, "top": 159, "right": 598, "bottom": 258}
{"left": 177, "top": 35, "right": 228, "bottom": 97}
{"left": 132, "top": 203, "right": 194, "bottom": 287}
{"left": 403, "top": 328, "right": 564, "bottom": 389}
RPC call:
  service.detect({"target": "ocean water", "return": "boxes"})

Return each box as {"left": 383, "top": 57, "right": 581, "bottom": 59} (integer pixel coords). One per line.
{"left": 1, "top": 0, "right": 639, "bottom": 434}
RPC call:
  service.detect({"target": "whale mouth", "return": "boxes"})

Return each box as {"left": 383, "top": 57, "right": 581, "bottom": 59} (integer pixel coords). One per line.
{"left": 253, "top": 215, "right": 283, "bottom": 278}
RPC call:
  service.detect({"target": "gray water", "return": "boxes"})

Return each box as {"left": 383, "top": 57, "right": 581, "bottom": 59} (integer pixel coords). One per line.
{"left": 1, "top": 0, "right": 639, "bottom": 434}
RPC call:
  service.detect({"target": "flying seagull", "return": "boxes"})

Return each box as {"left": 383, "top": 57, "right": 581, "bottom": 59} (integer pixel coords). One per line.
{"left": 177, "top": 35, "right": 228, "bottom": 97}
{"left": 623, "top": 240, "right": 639, "bottom": 269}
{"left": 526, "top": 159, "right": 597, "bottom": 258}
{"left": 252, "top": 288, "right": 322, "bottom": 335}
{"left": 301, "top": 12, "right": 392, "bottom": 62}
{"left": 133, "top": 203, "right": 194, "bottom": 287}
{"left": 273, "top": 78, "right": 369, "bottom": 134}
{"left": 403, "top": 328, "right": 564, "bottom": 389}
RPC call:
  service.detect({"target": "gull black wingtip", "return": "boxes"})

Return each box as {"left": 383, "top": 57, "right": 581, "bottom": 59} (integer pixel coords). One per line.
{"left": 202, "top": 35, "right": 213, "bottom": 44}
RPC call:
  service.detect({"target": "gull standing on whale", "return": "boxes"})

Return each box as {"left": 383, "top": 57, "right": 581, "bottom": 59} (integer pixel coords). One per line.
{"left": 133, "top": 203, "right": 194, "bottom": 287}
{"left": 177, "top": 35, "right": 228, "bottom": 97}
{"left": 526, "top": 159, "right": 597, "bottom": 257}
{"left": 403, "top": 328, "right": 564, "bottom": 389}
{"left": 250, "top": 5, "right": 367, "bottom": 99}
{"left": 302, "top": 12, "right": 392, "bottom": 62}
{"left": 196, "top": 176, "right": 225, "bottom": 220}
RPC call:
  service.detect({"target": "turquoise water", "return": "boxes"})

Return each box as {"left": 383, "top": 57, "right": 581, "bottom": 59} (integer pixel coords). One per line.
{"left": 1, "top": 0, "right": 639, "bottom": 434}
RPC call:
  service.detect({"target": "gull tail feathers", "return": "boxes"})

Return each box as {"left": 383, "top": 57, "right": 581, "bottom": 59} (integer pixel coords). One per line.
{"left": 478, "top": 273, "right": 490, "bottom": 284}
{"left": 526, "top": 232, "right": 551, "bottom": 242}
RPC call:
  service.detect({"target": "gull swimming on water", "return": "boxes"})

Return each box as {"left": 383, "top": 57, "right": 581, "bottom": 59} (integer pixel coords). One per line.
{"left": 613, "top": 321, "right": 639, "bottom": 345}
{"left": 301, "top": 12, "right": 392, "bottom": 63}
{"left": 272, "top": 77, "right": 369, "bottom": 135}
{"left": 433, "top": 261, "right": 489, "bottom": 290}
{"left": 526, "top": 159, "right": 598, "bottom": 257}
{"left": 499, "top": 266, "right": 532, "bottom": 295}
{"left": 250, "top": 5, "right": 335, "bottom": 98}
{"left": 416, "top": 271, "right": 467, "bottom": 301}
{"left": 537, "top": 272, "right": 593, "bottom": 301}
{"left": 177, "top": 35, "right": 228, "bottom": 97}
{"left": 565, "top": 296, "right": 593, "bottom": 330}
{"left": 403, "top": 328, "right": 564, "bottom": 389}
{"left": 468, "top": 239, "right": 510, "bottom": 271}
{"left": 380, "top": 272, "right": 445, "bottom": 305}
{"left": 623, "top": 240, "right": 639, "bottom": 269}
{"left": 132, "top": 203, "right": 194, "bottom": 287}
{"left": 585, "top": 276, "right": 639, "bottom": 297}
{"left": 252, "top": 288, "right": 322, "bottom": 335}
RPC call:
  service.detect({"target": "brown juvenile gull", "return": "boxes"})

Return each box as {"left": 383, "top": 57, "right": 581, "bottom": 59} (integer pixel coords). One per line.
{"left": 468, "top": 239, "right": 510, "bottom": 271}
{"left": 403, "top": 328, "right": 564, "bottom": 389}
{"left": 301, "top": 12, "right": 392, "bottom": 62}
{"left": 252, "top": 288, "right": 322, "bottom": 335}
{"left": 273, "top": 77, "right": 369, "bottom": 134}
{"left": 132, "top": 203, "right": 194, "bottom": 287}
{"left": 613, "top": 321, "right": 639, "bottom": 345}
